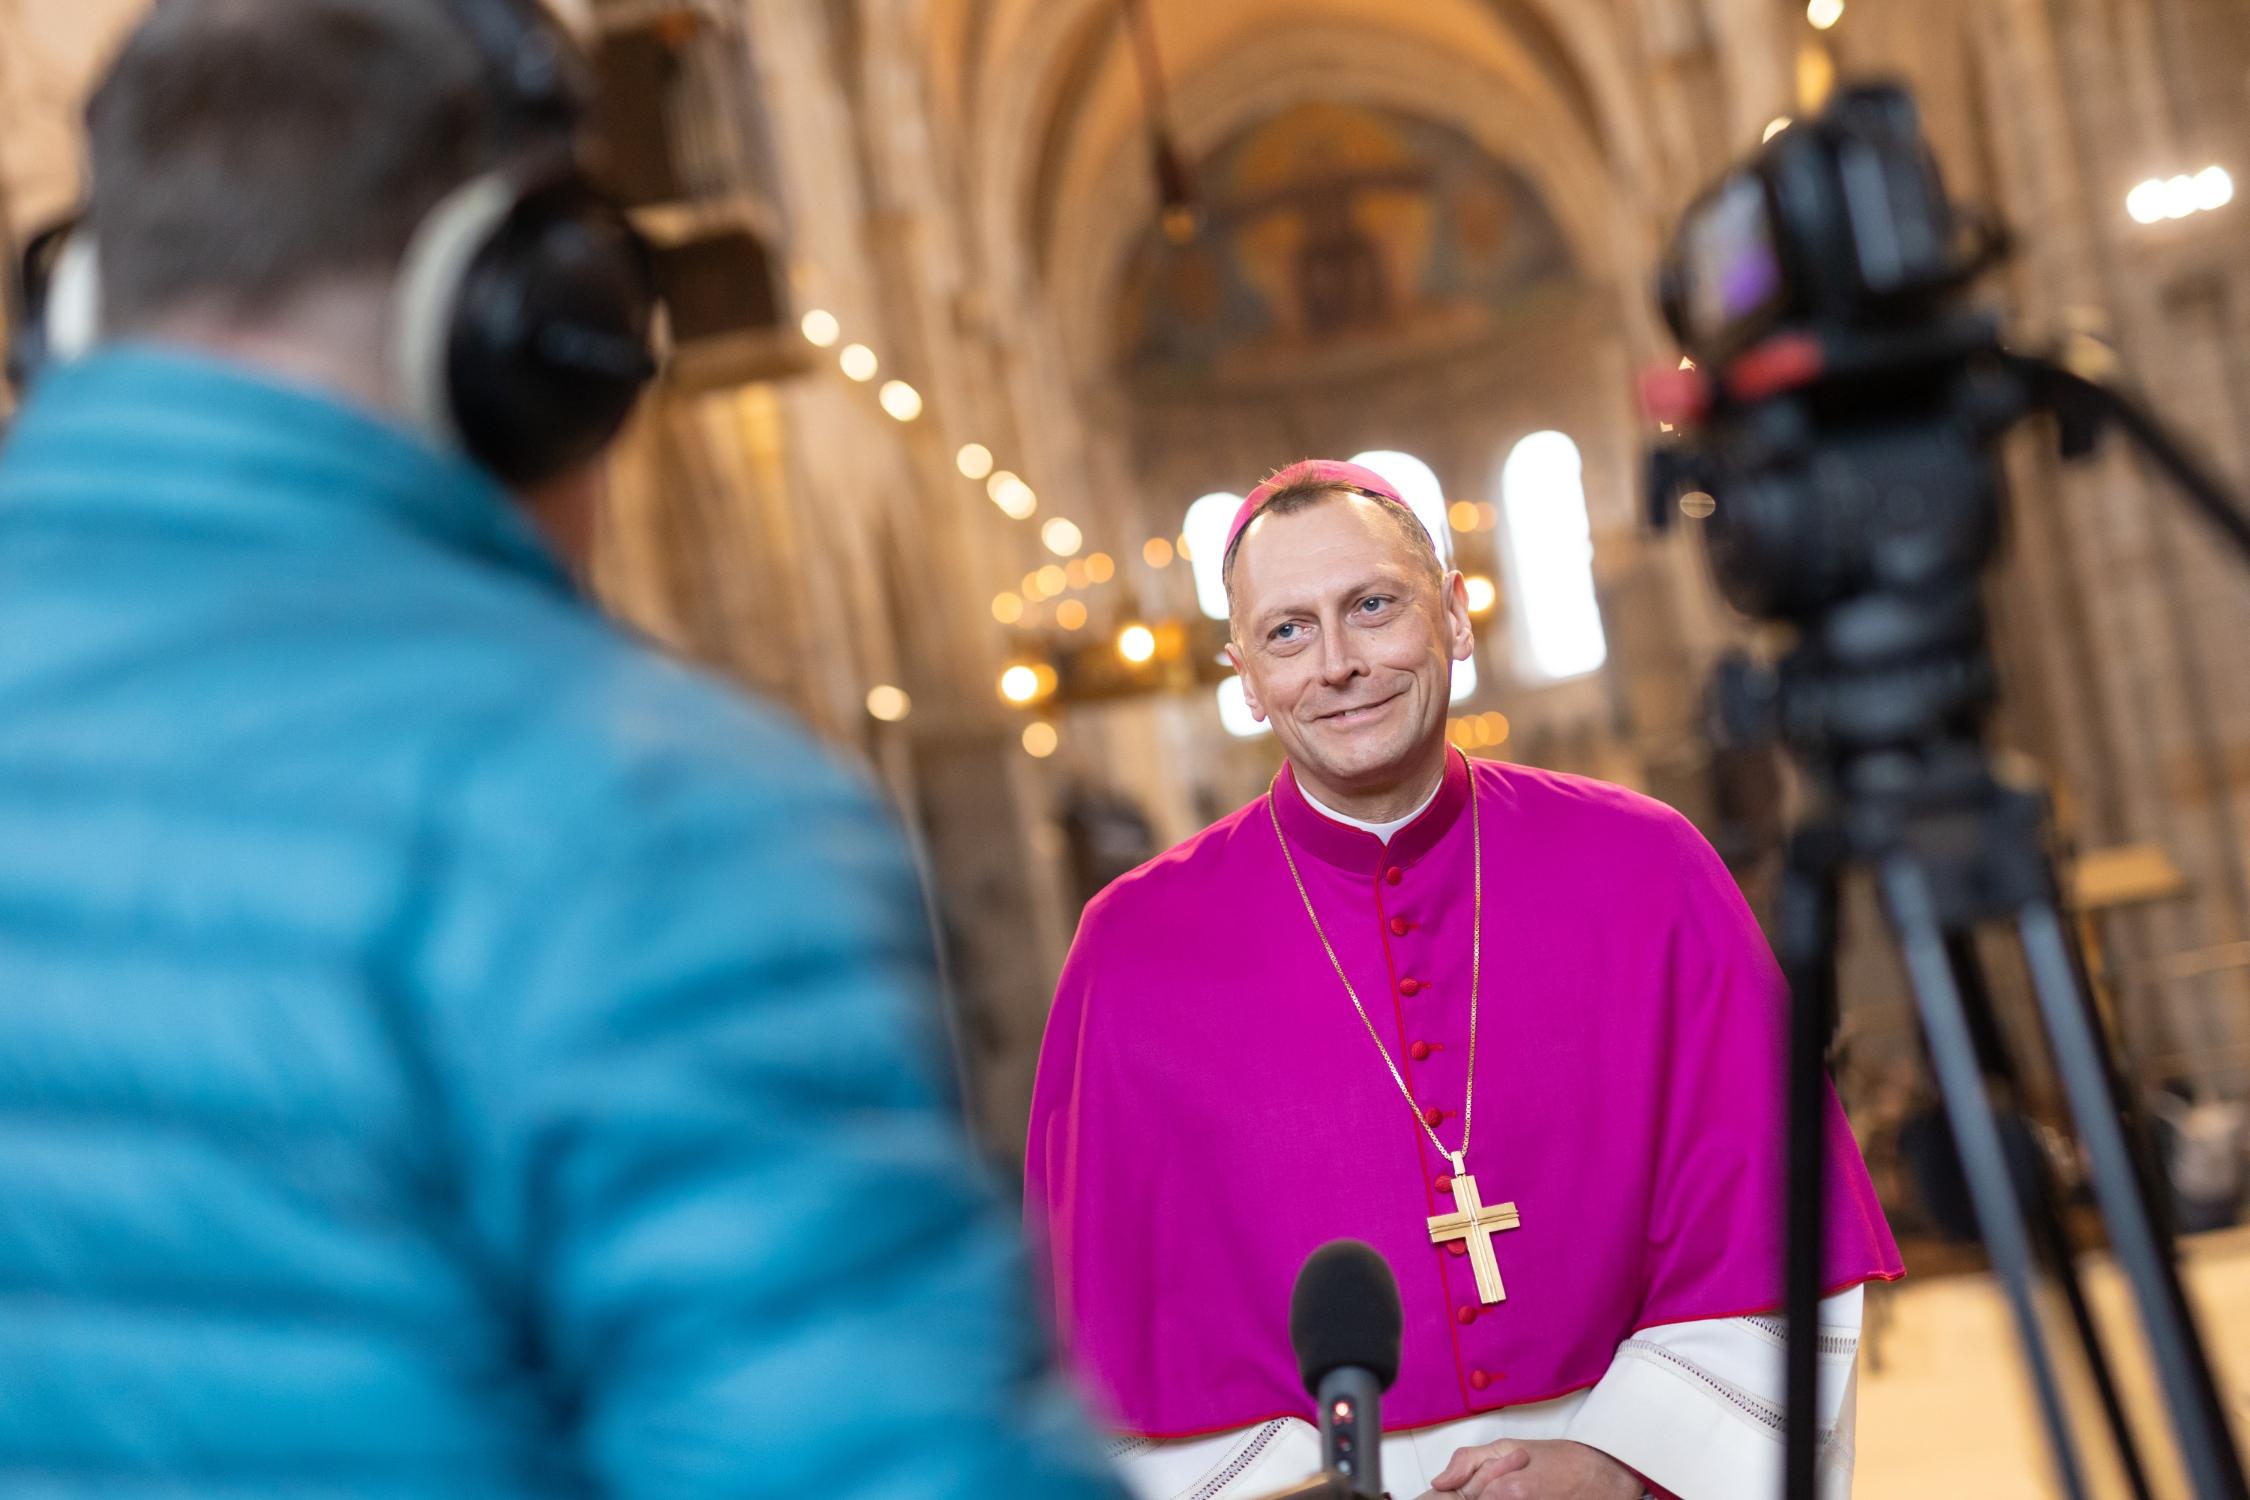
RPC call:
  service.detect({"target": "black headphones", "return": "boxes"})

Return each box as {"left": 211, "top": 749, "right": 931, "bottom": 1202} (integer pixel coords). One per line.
{"left": 5, "top": 0, "right": 663, "bottom": 486}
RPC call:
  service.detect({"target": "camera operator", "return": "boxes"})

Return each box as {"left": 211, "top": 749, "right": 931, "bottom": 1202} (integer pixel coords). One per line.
{"left": 0, "top": 4, "right": 1122, "bottom": 1497}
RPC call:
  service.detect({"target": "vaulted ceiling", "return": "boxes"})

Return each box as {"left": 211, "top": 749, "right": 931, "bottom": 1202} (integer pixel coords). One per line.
{"left": 909, "top": 0, "right": 1676, "bottom": 379}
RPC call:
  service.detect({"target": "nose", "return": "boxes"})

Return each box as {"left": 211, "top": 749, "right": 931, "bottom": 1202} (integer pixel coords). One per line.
{"left": 1315, "top": 620, "right": 1366, "bottom": 688}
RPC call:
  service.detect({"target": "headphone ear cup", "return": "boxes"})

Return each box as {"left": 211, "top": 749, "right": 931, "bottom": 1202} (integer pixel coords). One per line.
{"left": 9, "top": 219, "right": 98, "bottom": 394}
{"left": 445, "top": 178, "right": 659, "bottom": 486}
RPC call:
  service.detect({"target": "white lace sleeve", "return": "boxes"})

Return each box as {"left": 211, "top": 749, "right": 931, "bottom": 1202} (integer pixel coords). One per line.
{"left": 1106, "top": 1419, "right": 1324, "bottom": 1500}
{"left": 1563, "top": 1286, "right": 1866, "bottom": 1500}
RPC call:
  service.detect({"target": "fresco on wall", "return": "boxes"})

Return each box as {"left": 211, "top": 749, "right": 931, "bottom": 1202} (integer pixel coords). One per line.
{"left": 1114, "top": 102, "right": 1574, "bottom": 390}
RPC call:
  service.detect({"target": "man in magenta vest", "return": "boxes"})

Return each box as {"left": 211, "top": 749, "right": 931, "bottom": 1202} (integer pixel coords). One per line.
{"left": 1026, "top": 460, "right": 1902, "bottom": 1500}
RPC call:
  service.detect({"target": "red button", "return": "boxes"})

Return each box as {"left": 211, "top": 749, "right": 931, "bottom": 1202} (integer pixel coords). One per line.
{"left": 1385, "top": 867, "right": 1403, "bottom": 886}
{"left": 1447, "top": 1240, "right": 1468, "bottom": 1257}
{"left": 1400, "top": 978, "right": 1422, "bottom": 996}
{"left": 1390, "top": 917, "right": 1411, "bottom": 936}
{"left": 1469, "top": 1369, "right": 1491, "bottom": 1391}
{"left": 1422, "top": 1105, "right": 1446, "bottom": 1127}
{"left": 1456, "top": 1306, "right": 1478, "bottom": 1326}
{"left": 1408, "top": 1041, "right": 1431, "bottom": 1062}
{"left": 1434, "top": 1174, "right": 1453, "bottom": 1194}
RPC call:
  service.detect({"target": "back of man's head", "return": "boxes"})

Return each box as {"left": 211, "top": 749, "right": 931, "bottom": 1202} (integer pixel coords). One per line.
{"left": 85, "top": 0, "right": 556, "bottom": 336}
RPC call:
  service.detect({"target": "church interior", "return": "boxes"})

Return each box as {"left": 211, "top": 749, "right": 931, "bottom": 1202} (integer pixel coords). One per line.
{"left": 5, "top": 0, "right": 2250, "bottom": 1492}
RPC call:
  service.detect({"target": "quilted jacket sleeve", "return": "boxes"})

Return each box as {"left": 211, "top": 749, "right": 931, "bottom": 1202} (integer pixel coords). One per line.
{"left": 452, "top": 737, "right": 1123, "bottom": 1500}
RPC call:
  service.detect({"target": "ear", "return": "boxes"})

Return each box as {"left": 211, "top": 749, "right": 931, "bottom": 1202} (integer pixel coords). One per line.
{"left": 1443, "top": 571, "right": 1476, "bottom": 662}
{"left": 1223, "top": 641, "right": 1271, "bottom": 723}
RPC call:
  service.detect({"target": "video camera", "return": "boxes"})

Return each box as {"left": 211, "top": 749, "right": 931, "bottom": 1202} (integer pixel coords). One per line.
{"left": 1642, "top": 81, "right": 2250, "bottom": 1500}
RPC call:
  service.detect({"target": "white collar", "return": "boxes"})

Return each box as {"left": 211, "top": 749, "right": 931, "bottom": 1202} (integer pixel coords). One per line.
{"left": 1297, "top": 777, "right": 1442, "bottom": 845}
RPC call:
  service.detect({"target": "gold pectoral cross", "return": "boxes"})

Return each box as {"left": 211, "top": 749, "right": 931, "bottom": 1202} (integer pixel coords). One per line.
{"left": 1427, "top": 1154, "right": 1521, "bottom": 1305}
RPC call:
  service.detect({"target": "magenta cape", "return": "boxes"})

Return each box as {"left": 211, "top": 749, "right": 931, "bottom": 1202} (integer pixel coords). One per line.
{"left": 1025, "top": 754, "right": 1902, "bottom": 1438}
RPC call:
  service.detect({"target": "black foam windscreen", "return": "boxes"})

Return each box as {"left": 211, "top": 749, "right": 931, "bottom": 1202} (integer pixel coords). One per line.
{"left": 1289, "top": 1240, "right": 1403, "bottom": 1393}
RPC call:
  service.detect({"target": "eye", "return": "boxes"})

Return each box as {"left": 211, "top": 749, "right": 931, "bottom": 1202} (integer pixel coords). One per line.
{"left": 1356, "top": 595, "right": 1393, "bottom": 615}
{"left": 1269, "top": 621, "right": 1302, "bottom": 642}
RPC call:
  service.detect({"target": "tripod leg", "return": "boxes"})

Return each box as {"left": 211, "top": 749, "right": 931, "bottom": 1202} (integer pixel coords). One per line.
{"left": 2019, "top": 903, "right": 2250, "bottom": 1499}
{"left": 1943, "top": 934, "right": 2157, "bottom": 1500}
{"left": 1882, "top": 858, "right": 2093, "bottom": 1500}
{"left": 1777, "top": 826, "right": 1842, "bottom": 1500}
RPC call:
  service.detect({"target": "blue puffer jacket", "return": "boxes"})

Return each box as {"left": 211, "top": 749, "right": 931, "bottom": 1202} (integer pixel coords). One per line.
{"left": 0, "top": 348, "right": 1120, "bottom": 1500}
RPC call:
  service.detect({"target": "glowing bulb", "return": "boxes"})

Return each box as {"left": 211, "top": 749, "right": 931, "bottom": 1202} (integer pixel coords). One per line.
{"left": 1042, "top": 518, "right": 1084, "bottom": 557}
{"left": 1763, "top": 117, "right": 1792, "bottom": 143}
{"left": 1022, "top": 721, "right": 1059, "bottom": 758}
{"left": 839, "top": 343, "right": 878, "bottom": 381}
{"left": 988, "top": 470, "right": 1036, "bottom": 520}
{"left": 1085, "top": 552, "right": 1115, "bottom": 583}
{"left": 992, "top": 591, "right": 1024, "bottom": 624}
{"left": 1681, "top": 491, "right": 1718, "bottom": 519}
{"left": 2128, "top": 179, "right": 2168, "bottom": 224}
{"left": 1035, "top": 565, "right": 1068, "bottom": 596}
{"left": 865, "top": 685, "right": 911, "bottom": 722}
{"left": 1000, "top": 665, "right": 1042, "bottom": 704}
{"left": 878, "top": 380, "right": 923, "bottom": 421}
{"left": 1448, "top": 501, "right": 1479, "bottom": 533}
{"left": 1464, "top": 575, "right": 1499, "bottom": 615}
{"left": 2162, "top": 174, "right": 2200, "bottom": 219}
{"left": 801, "top": 308, "right": 840, "bottom": 347}
{"left": 1806, "top": 0, "right": 1843, "bottom": 30}
{"left": 1055, "top": 599, "right": 1088, "bottom": 631}
{"left": 2195, "top": 165, "right": 2234, "bottom": 211}
{"left": 957, "top": 443, "right": 995, "bottom": 480}
{"left": 1143, "top": 537, "right": 1174, "bottom": 568}
{"left": 1118, "top": 624, "right": 1157, "bottom": 664}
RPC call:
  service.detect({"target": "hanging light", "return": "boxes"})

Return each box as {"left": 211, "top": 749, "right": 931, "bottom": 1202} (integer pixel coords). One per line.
{"left": 1042, "top": 518, "right": 1084, "bottom": 557}
{"left": 992, "top": 592, "right": 1025, "bottom": 624}
{"left": 1118, "top": 624, "right": 1157, "bottom": 664}
{"left": 800, "top": 309, "right": 840, "bottom": 347}
{"left": 865, "top": 685, "right": 911, "bottom": 722}
{"left": 1056, "top": 599, "right": 1089, "bottom": 631}
{"left": 1806, "top": 0, "right": 1844, "bottom": 29}
{"left": 1464, "top": 575, "right": 1499, "bottom": 616}
{"left": 878, "top": 380, "right": 923, "bottom": 421}
{"left": 1022, "top": 721, "right": 1060, "bottom": 758}
{"left": 988, "top": 471, "right": 1037, "bottom": 520}
{"left": 957, "top": 443, "right": 995, "bottom": 480}
{"left": 839, "top": 344, "right": 879, "bottom": 381}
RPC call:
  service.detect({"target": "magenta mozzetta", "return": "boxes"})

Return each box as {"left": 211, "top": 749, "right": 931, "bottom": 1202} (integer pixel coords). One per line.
{"left": 1025, "top": 750, "right": 1903, "bottom": 1439}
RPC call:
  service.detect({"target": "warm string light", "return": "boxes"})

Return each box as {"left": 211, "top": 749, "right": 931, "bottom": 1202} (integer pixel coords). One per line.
{"left": 2127, "top": 166, "right": 2234, "bottom": 224}
{"left": 865, "top": 685, "right": 911, "bottom": 722}
{"left": 802, "top": 318, "right": 1213, "bottom": 639}
{"left": 1806, "top": 0, "right": 1844, "bottom": 30}
{"left": 1447, "top": 711, "right": 1511, "bottom": 751}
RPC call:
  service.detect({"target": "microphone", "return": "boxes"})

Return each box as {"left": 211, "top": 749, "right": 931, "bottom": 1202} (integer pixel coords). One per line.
{"left": 1288, "top": 1239, "right": 1403, "bottom": 1500}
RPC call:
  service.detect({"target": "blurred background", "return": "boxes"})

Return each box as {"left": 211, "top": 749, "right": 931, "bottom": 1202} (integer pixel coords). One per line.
{"left": 3, "top": 0, "right": 2249, "bottom": 1490}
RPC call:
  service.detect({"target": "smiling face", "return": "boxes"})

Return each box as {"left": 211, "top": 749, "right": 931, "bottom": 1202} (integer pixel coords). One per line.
{"left": 1225, "top": 490, "right": 1475, "bottom": 820}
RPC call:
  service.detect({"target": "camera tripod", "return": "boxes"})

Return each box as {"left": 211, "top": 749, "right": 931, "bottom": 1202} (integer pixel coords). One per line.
{"left": 1694, "top": 346, "right": 2250, "bottom": 1500}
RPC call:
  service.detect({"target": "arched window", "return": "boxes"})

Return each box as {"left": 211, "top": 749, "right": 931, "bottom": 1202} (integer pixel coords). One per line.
{"left": 1498, "top": 432, "right": 1608, "bottom": 682}
{"left": 1183, "top": 491, "right": 1242, "bottom": 621}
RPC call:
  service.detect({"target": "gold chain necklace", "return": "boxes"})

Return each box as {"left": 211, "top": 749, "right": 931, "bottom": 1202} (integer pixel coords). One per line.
{"left": 1267, "top": 763, "right": 1524, "bottom": 1304}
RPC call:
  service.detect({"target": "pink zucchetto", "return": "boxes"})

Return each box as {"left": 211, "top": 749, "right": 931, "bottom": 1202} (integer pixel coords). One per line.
{"left": 1224, "top": 458, "right": 1432, "bottom": 559}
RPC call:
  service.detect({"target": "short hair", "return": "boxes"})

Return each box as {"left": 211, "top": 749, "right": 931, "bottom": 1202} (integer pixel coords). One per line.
{"left": 83, "top": 0, "right": 548, "bottom": 329}
{"left": 1221, "top": 479, "right": 1445, "bottom": 621}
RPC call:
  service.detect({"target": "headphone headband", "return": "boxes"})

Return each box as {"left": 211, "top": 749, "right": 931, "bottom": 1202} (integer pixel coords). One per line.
{"left": 444, "top": 0, "right": 592, "bottom": 148}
